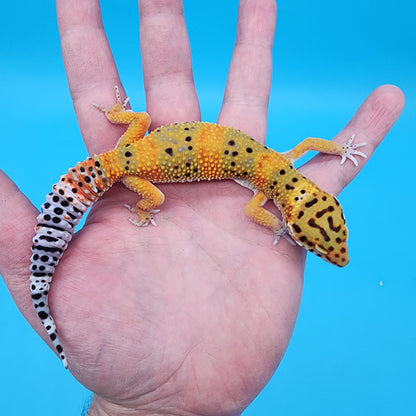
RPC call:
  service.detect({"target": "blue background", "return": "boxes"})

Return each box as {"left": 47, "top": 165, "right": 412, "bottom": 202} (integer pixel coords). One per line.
{"left": 1, "top": 0, "right": 414, "bottom": 414}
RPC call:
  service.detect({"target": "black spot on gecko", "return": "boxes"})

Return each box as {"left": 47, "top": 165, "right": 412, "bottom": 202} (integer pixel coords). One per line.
{"left": 228, "top": 140, "right": 235, "bottom": 146}
{"left": 31, "top": 293, "right": 42, "bottom": 300}
{"left": 280, "top": 169, "right": 286, "bottom": 175}
{"left": 298, "top": 211, "right": 304, "bottom": 219}
{"left": 231, "top": 151, "right": 238, "bottom": 157}
{"left": 39, "top": 235, "right": 59, "bottom": 243}
{"left": 224, "top": 150, "right": 229, "bottom": 155}
{"left": 308, "top": 218, "right": 331, "bottom": 242}
{"left": 305, "top": 198, "right": 318, "bottom": 208}
{"left": 327, "top": 216, "right": 341, "bottom": 233}
{"left": 285, "top": 184, "right": 295, "bottom": 190}
{"left": 185, "top": 136, "right": 192, "bottom": 142}
{"left": 316, "top": 206, "right": 335, "bottom": 218}
{"left": 38, "top": 311, "right": 48, "bottom": 320}
{"left": 292, "top": 177, "right": 298, "bottom": 182}
{"left": 95, "top": 161, "right": 101, "bottom": 167}
{"left": 292, "top": 224, "right": 302, "bottom": 233}
{"left": 165, "top": 148, "right": 173, "bottom": 156}
{"left": 125, "top": 151, "right": 132, "bottom": 157}
{"left": 246, "top": 147, "right": 253, "bottom": 153}
{"left": 188, "top": 146, "right": 193, "bottom": 151}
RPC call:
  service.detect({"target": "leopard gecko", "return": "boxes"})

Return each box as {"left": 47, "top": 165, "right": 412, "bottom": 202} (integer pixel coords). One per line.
{"left": 29, "top": 87, "right": 366, "bottom": 368}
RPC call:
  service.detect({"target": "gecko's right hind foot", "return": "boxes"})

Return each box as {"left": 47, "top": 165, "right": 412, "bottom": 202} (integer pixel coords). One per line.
{"left": 124, "top": 204, "right": 159, "bottom": 227}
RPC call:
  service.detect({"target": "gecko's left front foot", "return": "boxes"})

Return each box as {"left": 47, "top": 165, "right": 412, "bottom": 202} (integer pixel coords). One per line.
{"left": 340, "top": 134, "right": 367, "bottom": 166}
{"left": 93, "top": 85, "right": 130, "bottom": 114}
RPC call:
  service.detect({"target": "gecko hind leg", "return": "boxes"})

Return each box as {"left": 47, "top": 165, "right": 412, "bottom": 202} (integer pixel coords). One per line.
{"left": 122, "top": 176, "right": 165, "bottom": 226}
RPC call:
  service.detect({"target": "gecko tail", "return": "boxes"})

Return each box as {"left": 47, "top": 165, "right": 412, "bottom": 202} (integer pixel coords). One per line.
{"left": 29, "top": 157, "right": 111, "bottom": 368}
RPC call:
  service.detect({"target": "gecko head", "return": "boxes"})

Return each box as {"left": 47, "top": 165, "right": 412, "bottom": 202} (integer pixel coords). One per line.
{"left": 275, "top": 187, "right": 349, "bottom": 267}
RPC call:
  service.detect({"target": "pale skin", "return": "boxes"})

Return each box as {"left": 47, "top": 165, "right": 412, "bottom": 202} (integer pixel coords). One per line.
{"left": 0, "top": 0, "right": 405, "bottom": 415}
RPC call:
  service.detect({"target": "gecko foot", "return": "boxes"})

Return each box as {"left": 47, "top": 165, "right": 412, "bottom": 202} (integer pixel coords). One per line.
{"left": 340, "top": 134, "right": 367, "bottom": 166}
{"left": 92, "top": 85, "right": 130, "bottom": 113}
{"left": 124, "top": 204, "right": 159, "bottom": 227}
{"left": 273, "top": 227, "right": 296, "bottom": 246}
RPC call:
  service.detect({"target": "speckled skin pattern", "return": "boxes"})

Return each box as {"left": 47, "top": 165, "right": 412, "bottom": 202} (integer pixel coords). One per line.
{"left": 29, "top": 91, "right": 366, "bottom": 368}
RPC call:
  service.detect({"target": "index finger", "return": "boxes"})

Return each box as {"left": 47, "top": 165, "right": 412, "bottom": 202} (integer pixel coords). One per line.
{"left": 57, "top": 0, "right": 126, "bottom": 154}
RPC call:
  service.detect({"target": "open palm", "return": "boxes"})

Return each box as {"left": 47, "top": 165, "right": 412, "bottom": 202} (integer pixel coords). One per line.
{"left": 0, "top": 1, "right": 404, "bottom": 415}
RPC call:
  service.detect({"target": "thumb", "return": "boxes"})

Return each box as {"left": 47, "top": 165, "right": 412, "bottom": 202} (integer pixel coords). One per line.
{"left": 0, "top": 169, "right": 39, "bottom": 318}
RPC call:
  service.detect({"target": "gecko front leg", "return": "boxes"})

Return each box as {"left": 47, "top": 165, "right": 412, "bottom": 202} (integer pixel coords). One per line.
{"left": 284, "top": 134, "right": 367, "bottom": 166}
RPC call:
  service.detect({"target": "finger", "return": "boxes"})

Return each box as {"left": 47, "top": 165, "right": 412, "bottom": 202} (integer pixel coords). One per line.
{"left": 218, "top": 0, "right": 277, "bottom": 142}
{"left": 139, "top": 0, "right": 200, "bottom": 129}
{"left": 57, "top": 0, "right": 126, "bottom": 154}
{"left": 300, "top": 84, "right": 405, "bottom": 195}
{"left": 0, "top": 170, "right": 38, "bottom": 314}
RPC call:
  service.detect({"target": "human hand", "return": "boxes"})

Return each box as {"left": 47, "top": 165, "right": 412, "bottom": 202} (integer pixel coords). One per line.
{"left": 0, "top": 0, "right": 404, "bottom": 415}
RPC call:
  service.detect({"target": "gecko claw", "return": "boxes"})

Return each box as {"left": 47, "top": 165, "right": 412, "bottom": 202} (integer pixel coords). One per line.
{"left": 124, "top": 204, "right": 159, "bottom": 227}
{"left": 273, "top": 227, "right": 296, "bottom": 246}
{"left": 93, "top": 86, "right": 130, "bottom": 113}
